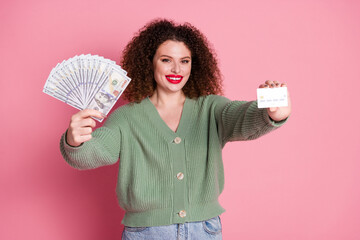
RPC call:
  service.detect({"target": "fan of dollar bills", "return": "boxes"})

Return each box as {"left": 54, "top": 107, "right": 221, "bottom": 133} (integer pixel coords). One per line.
{"left": 43, "top": 54, "right": 131, "bottom": 122}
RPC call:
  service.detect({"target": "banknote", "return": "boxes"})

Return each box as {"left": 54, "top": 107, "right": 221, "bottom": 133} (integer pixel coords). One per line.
{"left": 86, "top": 68, "right": 130, "bottom": 118}
{"left": 43, "top": 54, "right": 131, "bottom": 122}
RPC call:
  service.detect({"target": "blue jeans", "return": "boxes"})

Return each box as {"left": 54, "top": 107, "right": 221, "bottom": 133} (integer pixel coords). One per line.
{"left": 122, "top": 216, "right": 222, "bottom": 240}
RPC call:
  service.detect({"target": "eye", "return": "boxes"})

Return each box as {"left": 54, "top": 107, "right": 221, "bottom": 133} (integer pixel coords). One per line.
{"left": 181, "top": 59, "right": 190, "bottom": 64}
{"left": 161, "top": 58, "right": 171, "bottom": 63}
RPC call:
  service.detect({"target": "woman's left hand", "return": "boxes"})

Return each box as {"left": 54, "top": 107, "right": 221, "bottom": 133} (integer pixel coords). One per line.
{"left": 259, "top": 80, "right": 292, "bottom": 122}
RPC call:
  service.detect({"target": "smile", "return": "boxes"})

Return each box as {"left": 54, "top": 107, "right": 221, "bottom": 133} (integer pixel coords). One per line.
{"left": 166, "top": 75, "right": 183, "bottom": 84}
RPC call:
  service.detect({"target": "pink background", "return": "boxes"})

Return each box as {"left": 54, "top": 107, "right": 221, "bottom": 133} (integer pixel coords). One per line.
{"left": 1, "top": 0, "right": 359, "bottom": 239}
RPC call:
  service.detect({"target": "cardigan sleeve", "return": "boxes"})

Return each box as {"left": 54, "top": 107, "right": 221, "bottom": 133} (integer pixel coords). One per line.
{"left": 59, "top": 111, "right": 122, "bottom": 170}
{"left": 213, "top": 95, "right": 288, "bottom": 146}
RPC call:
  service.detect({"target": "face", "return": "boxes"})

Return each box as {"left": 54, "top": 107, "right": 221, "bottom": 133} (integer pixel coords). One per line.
{"left": 96, "top": 92, "right": 110, "bottom": 103}
{"left": 152, "top": 40, "right": 192, "bottom": 95}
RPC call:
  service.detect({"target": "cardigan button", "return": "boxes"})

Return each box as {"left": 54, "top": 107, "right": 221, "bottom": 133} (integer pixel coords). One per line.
{"left": 177, "top": 172, "right": 184, "bottom": 180}
{"left": 174, "top": 137, "right": 182, "bottom": 144}
{"left": 179, "top": 210, "right": 187, "bottom": 218}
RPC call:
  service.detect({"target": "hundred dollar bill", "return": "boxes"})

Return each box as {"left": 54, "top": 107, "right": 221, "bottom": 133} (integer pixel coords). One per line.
{"left": 86, "top": 68, "right": 131, "bottom": 121}
{"left": 43, "top": 54, "right": 131, "bottom": 121}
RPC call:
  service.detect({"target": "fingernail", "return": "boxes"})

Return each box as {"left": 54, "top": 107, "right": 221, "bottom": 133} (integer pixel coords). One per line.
{"left": 101, "top": 114, "right": 107, "bottom": 118}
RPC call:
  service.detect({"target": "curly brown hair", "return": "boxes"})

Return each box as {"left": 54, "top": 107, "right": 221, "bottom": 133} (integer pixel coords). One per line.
{"left": 121, "top": 19, "right": 223, "bottom": 103}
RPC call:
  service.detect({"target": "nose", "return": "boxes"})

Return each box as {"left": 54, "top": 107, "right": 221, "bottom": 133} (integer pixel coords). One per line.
{"left": 171, "top": 62, "right": 180, "bottom": 74}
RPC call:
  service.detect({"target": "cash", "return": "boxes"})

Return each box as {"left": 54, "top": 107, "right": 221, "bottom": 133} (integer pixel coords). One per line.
{"left": 43, "top": 54, "right": 131, "bottom": 122}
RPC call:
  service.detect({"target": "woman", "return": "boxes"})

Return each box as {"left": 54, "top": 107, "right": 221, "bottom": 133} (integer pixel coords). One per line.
{"left": 60, "top": 19, "right": 291, "bottom": 239}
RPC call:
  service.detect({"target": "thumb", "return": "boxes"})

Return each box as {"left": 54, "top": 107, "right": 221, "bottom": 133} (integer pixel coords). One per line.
{"left": 268, "top": 107, "right": 278, "bottom": 112}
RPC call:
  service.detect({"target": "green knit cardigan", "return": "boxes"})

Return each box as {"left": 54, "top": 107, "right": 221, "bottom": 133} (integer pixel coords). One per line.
{"left": 60, "top": 95, "right": 287, "bottom": 227}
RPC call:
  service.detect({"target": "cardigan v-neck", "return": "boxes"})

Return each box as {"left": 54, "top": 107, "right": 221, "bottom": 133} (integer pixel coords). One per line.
{"left": 143, "top": 97, "right": 195, "bottom": 142}
{"left": 61, "top": 94, "right": 288, "bottom": 227}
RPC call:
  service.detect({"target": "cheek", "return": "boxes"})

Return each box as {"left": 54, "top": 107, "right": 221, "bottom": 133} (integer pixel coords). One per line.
{"left": 153, "top": 67, "right": 163, "bottom": 83}
{"left": 154, "top": 64, "right": 165, "bottom": 76}
{"left": 153, "top": 68, "right": 161, "bottom": 80}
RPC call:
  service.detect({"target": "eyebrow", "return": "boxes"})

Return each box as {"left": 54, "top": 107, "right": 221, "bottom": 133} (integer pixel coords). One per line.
{"left": 160, "top": 55, "right": 191, "bottom": 59}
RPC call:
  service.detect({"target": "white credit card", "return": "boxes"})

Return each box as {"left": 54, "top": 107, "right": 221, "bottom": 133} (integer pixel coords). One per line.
{"left": 257, "top": 87, "right": 288, "bottom": 108}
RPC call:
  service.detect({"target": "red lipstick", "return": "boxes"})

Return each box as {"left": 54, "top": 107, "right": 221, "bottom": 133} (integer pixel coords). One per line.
{"left": 166, "top": 75, "right": 183, "bottom": 84}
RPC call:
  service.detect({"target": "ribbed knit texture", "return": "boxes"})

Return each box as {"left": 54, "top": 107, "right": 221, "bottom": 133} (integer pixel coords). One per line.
{"left": 60, "top": 95, "right": 287, "bottom": 227}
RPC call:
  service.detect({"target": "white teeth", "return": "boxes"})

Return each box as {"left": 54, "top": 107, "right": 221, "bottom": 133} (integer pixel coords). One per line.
{"left": 168, "top": 77, "right": 181, "bottom": 80}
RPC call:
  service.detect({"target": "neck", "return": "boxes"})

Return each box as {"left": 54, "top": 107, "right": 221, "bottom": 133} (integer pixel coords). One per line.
{"left": 149, "top": 89, "right": 186, "bottom": 108}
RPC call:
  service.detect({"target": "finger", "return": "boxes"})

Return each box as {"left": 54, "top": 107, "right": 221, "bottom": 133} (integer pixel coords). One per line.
{"left": 69, "top": 119, "right": 82, "bottom": 131}
{"left": 259, "top": 84, "right": 269, "bottom": 88}
{"left": 273, "top": 81, "right": 280, "bottom": 87}
{"left": 268, "top": 107, "right": 278, "bottom": 112}
{"left": 82, "top": 118, "right": 96, "bottom": 128}
{"left": 265, "top": 80, "right": 275, "bottom": 88}
{"left": 79, "top": 109, "right": 105, "bottom": 119}
{"left": 280, "top": 83, "right": 287, "bottom": 87}
{"left": 79, "top": 127, "right": 93, "bottom": 135}
{"left": 78, "top": 134, "right": 92, "bottom": 143}
{"left": 74, "top": 132, "right": 93, "bottom": 142}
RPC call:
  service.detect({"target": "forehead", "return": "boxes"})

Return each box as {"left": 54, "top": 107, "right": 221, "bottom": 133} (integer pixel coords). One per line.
{"left": 155, "top": 40, "right": 191, "bottom": 57}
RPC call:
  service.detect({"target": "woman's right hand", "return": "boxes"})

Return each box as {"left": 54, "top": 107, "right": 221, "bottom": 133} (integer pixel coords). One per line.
{"left": 66, "top": 109, "right": 105, "bottom": 147}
